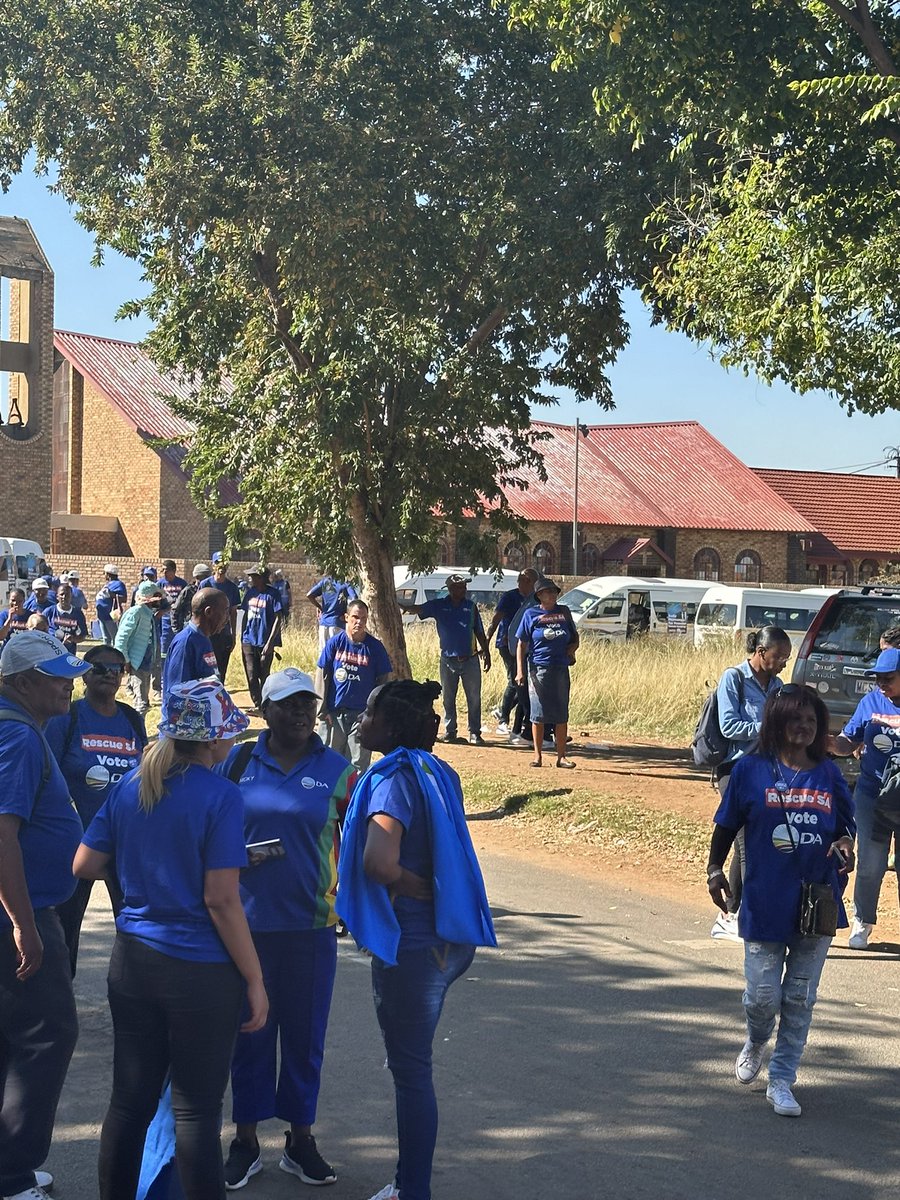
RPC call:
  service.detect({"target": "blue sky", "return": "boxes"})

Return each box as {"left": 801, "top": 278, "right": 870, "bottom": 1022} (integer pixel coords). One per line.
{"left": 2, "top": 170, "right": 898, "bottom": 474}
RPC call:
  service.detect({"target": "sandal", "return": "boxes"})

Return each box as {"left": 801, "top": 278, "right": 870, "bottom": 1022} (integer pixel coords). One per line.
{"left": 556, "top": 758, "right": 576, "bottom": 769}
{"left": 530, "top": 760, "right": 543, "bottom": 768}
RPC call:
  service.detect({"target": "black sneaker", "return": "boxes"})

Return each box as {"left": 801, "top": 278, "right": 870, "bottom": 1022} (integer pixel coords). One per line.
{"left": 468, "top": 733, "right": 485, "bottom": 745}
{"left": 224, "top": 1138, "right": 262, "bottom": 1190}
{"left": 279, "top": 1132, "right": 337, "bottom": 1186}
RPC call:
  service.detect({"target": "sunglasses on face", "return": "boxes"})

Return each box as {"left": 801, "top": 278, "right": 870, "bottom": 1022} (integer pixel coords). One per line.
{"left": 90, "top": 663, "right": 126, "bottom": 677}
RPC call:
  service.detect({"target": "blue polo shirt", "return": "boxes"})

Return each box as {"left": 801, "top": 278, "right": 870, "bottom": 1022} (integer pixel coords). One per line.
{"left": 318, "top": 631, "right": 392, "bottom": 713}
{"left": 419, "top": 595, "right": 485, "bottom": 658}
{"left": 163, "top": 622, "right": 219, "bottom": 692}
{"left": 46, "top": 699, "right": 147, "bottom": 825}
{"left": 200, "top": 575, "right": 242, "bottom": 611}
{"left": 219, "top": 732, "right": 355, "bottom": 932}
{"left": 241, "top": 587, "right": 282, "bottom": 648}
{"left": 715, "top": 754, "right": 855, "bottom": 943}
{"left": 159, "top": 575, "right": 188, "bottom": 647}
{"left": 308, "top": 577, "right": 358, "bottom": 627}
{"left": 516, "top": 605, "right": 576, "bottom": 666}
{"left": 82, "top": 764, "right": 247, "bottom": 962}
{"left": 0, "top": 697, "right": 82, "bottom": 913}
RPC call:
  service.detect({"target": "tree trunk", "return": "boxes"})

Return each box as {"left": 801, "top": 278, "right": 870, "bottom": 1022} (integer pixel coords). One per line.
{"left": 348, "top": 493, "right": 412, "bottom": 679}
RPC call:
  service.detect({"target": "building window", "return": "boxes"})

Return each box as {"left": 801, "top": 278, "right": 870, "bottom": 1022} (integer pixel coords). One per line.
{"left": 734, "top": 549, "right": 761, "bottom": 584}
{"left": 693, "top": 547, "right": 720, "bottom": 581}
{"left": 437, "top": 538, "right": 450, "bottom": 565}
{"left": 503, "top": 541, "right": 526, "bottom": 570}
{"left": 533, "top": 541, "right": 554, "bottom": 576}
{"left": 858, "top": 559, "right": 879, "bottom": 584}
{"left": 582, "top": 542, "right": 600, "bottom": 575}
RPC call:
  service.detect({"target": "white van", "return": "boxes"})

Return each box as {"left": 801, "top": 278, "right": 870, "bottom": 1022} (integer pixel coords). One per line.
{"left": 557, "top": 576, "right": 711, "bottom": 641}
{"left": 693, "top": 585, "right": 831, "bottom": 650}
{"left": 394, "top": 565, "right": 521, "bottom": 622}
{"left": 0, "top": 538, "right": 49, "bottom": 609}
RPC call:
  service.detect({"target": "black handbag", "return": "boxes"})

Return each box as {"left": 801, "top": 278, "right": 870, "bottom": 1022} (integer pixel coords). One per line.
{"left": 774, "top": 771, "right": 838, "bottom": 938}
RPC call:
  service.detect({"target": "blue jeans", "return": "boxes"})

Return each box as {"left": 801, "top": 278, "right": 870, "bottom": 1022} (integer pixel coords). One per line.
{"left": 438, "top": 656, "right": 482, "bottom": 738}
{"left": 743, "top": 935, "right": 831, "bottom": 1085}
{"left": 852, "top": 780, "right": 900, "bottom": 924}
{"left": 372, "top": 942, "right": 476, "bottom": 1200}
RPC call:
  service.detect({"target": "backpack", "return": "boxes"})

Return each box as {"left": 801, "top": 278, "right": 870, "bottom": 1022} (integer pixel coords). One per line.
{"left": 226, "top": 739, "right": 256, "bottom": 783}
{"left": 691, "top": 668, "right": 744, "bottom": 768}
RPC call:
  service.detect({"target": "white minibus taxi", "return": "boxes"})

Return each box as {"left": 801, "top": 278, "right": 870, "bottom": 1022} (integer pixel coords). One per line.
{"left": 393, "top": 565, "right": 521, "bottom": 622}
{"left": 693, "top": 585, "right": 833, "bottom": 650}
{"left": 0, "top": 538, "right": 49, "bottom": 609}
{"left": 557, "top": 576, "right": 711, "bottom": 641}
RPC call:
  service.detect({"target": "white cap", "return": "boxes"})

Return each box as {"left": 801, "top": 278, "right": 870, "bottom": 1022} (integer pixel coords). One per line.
{"left": 192, "top": 563, "right": 210, "bottom": 578}
{"left": 103, "top": 564, "right": 118, "bottom": 575}
{"left": 31, "top": 579, "right": 49, "bottom": 591}
{"left": 261, "top": 667, "right": 319, "bottom": 705}
{"left": 0, "top": 630, "right": 91, "bottom": 679}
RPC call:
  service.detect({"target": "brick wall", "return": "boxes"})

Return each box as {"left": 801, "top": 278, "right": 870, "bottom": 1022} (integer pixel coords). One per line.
{"left": 676, "top": 529, "right": 791, "bottom": 585}
{"left": 159, "top": 456, "right": 215, "bottom": 560}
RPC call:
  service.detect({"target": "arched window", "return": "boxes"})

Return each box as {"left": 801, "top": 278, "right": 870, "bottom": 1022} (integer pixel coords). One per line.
{"left": 503, "top": 541, "right": 526, "bottom": 570}
{"left": 734, "top": 549, "right": 761, "bottom": 584}
{"left": 533, "top": 541, "right": 555, "bottom": 576}
{"left": 693, "top": 547, "right": 720, "bottom": 581}
{"left": 858, "top": 559, "right": 879, "bottom": 584}
{"left": 437, "top": 538, "right": 450, "bottom": 565}
{"left": 582, "top": 542, "right": 600, "bottom": 575}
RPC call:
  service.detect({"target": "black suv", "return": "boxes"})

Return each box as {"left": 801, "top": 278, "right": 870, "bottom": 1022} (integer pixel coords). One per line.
{"left": 791, "top": 586, "right": 900, "bottom": 731}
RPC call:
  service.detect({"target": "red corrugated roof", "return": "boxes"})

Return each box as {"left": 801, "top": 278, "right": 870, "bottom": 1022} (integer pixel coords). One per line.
{"left": 509, "top": 421, "right": 813, "bottom": 532}
{"left": 53, "top": 330, "right": 194, "bottom": 441}
{"left": 755, "top": 468, "right": 900, "bottom": 555}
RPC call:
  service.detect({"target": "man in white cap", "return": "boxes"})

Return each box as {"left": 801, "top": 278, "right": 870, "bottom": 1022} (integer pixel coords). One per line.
{"left": 0, "top": 631, "right": 90, "bottom": 1200}
{"left": 23, "top": 580, "right": 53, "bottom": 617}
{"left": 62, "top": 570, "right": 87, "bottom": 612}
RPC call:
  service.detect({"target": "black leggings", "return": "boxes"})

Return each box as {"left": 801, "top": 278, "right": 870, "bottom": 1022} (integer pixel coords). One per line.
{"left": 99, "top": 934, "right": 244, "bottom": 1200}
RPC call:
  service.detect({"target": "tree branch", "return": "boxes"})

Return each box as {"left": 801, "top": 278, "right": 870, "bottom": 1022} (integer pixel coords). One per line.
{"left": 820, "top": 0, "right": 897, "bottom": 75}
{"left": 466, "top": 304, "right": 508, "bottom": 352}
{"left": 250, "top": 243, "right": 316, "bottom": 379}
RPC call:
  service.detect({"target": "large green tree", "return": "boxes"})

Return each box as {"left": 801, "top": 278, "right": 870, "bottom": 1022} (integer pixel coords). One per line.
{"left": 512, "top": 0, "right": 900, "bottom": 416}
{"left": 0, "top": 0, "right": 628, "bottom": 672}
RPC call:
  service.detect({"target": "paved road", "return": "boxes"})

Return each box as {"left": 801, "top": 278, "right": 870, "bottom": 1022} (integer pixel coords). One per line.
{"left": 49, "top": 849, "right": 900, "bottom": 1200}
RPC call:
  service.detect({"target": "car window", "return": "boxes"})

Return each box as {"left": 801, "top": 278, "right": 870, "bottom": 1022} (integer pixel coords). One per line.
{"left": 395, "top": 588, "right": 417, "bottom": 604}
{"left": 558, "top": 587, "right": 599, "bottom": 615}
{"left": 812, "top": 597, "right": 900, "bottom": 659}
{"left": 696, "top": 603, "right": 738, "bottom": 627}
{"left": 745, "top": 605, "right": 817, "bottom": 632}
{"left": 594, "top": 597, "right": 625, "bottom": 619}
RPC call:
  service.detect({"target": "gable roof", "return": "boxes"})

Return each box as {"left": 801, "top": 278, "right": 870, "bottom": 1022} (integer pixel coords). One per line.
{"left": 754, "top": 468, "right": 900, "bottom": 555}
{"left": 508, "top": 421, "right": 813, "bottom": 533}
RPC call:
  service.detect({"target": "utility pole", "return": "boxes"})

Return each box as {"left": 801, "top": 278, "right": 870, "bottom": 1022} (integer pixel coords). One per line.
{"left": 572, "top": 421, "right": 589, "bottom": 575}
{"left": 884, "top": 446, "right": 900, "bottom": 479}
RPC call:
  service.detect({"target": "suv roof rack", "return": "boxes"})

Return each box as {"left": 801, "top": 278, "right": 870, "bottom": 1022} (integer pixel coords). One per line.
{"left": 860, "top": 585, "right": 900, "bottom": 596}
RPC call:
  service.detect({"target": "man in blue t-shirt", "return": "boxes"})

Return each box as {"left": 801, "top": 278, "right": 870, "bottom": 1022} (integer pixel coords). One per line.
{"left": 24, "top": 579, "right": 54, "bottom": 616}
{"left": 307, "top": 574, "right": 358, "bottom": 650}
{"left": 400, "top": 574, "right": 491, "bottom": 744}
{"left": 62, "top": 571, "right": 87, "bottom": 611}
{"left": 0, "top": 631, "right": 90, "bottom": 1199}
{"left": 0, "top": 589, "right": 30, "bottom": 642}
{"left": 200, "top": 554, "right": 243, "bottom": 679}
{"left": 485, "top": 569, "right": 538, "bottom": 741}
{"left": 240, "top": 567, "right": 283, "bottom": 710}
{"left": 318, "top": 599, "right": 392, "bottom": 769}
{"left": 95, "top": 565, "right": 128, "bottom": 646}
{"left": 163, "top": 587, "right": 230, "bottom": 694}
{"left": 158, "top": 560, "right": 188, "bottom": 656}
{"left": 46, "top": 583, "right": 89, "bottom": 655}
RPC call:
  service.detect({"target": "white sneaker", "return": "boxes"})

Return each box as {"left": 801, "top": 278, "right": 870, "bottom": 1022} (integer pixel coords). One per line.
{"left": 495, "top": 721, "right": 511, "bottom": 734}
{"left": 848, "top": 917, "right": 873, "bottom": 949}
{"left": 508, "top": 734, "right": 531, "bottom": 748}
{"left": 734, "top": 1038, "right": 766, "bottom": 1083}
{"left": 710, "top": 911, "right": 741, "bottom": 942}
{"left": 767, "top": 1080, "right": 802, "bottom": 1117}
{"left": 7, "top": 1187, "right": 52, "bottom": 1200}
{"left": 366, "top": 1187, "right": 399, "bottom": 1200}
{"left": 35, "top": 1174, "right": 53, "bottom": 1191}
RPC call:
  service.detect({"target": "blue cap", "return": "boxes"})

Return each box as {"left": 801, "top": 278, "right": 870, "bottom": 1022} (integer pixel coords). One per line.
{"left": 142, "top": 565, "right": 157, "bottom": 577}
{"left": 212, "top": 552, "right": 224, "bottom": 564}
{"left": 866, "top": 648, "right": 900, "bottom": 676}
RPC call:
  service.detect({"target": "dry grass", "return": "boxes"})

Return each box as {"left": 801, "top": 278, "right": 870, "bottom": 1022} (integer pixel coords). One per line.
{"left": 274, "top": 623, "right": 740, "bottom": 746}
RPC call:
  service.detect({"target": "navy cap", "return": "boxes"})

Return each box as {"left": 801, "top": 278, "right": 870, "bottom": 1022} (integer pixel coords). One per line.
{"left": 212, "top": 551, "right": 224, "bottom": 564}
{"left": 866, "top": 648, "right": 900, "bottom": 676}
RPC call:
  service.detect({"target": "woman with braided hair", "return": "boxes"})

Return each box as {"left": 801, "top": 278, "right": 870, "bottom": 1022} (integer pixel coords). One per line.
{"left": 337, "top": 680, "right": 496, "bottom": 1200}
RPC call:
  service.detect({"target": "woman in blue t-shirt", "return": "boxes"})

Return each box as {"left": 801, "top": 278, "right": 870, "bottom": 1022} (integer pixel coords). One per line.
{"left": 47, "top": 643, "right": 147, "bottom": 976}
{"left": 344, "top": 679, "right": 495, "bottom": 1200}
{"left": 829, "top": 645, "right": 900, "bottom": 950}
{"left": 74, "top": 678, "right": 268, "bottom": 1200}
{"left": 514, "top": 578, "right": 579, "bottom": 769}
{"left": 707, "top": 686, "right": 855, "bottom": 1119}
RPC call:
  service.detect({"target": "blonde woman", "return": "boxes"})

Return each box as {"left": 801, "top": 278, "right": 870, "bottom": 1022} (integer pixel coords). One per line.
{"left": 74, "top": 679, "right": 268, "bottom": 1200}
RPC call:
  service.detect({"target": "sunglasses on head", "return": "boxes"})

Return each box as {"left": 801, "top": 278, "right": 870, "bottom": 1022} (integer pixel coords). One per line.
{"left": 90, "top": 662, "right": 126, "bottom": 677}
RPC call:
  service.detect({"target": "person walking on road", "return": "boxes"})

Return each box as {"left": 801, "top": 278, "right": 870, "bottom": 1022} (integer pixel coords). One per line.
{"left": 338, "top": 679, "right": 496, "bottom": 1200}
{"left": 399, "top": 575, "right": 491, "bottom": 745}
{"left": 710, "top": 626, "right": 792, "bottom": 942}
{"left": 318, "top": 599, "right": 392, "bottom": 771}
{"left": 0, "top": 630, "right": 90, "bottom": 1200}
{"left": 707, "top": 686, "right": 855, "bottom": 1118}
{"left": 240, "top": 567, "right": 283, "bottom": 712}
{"left": 74, "top": 678, "right": 267, "bottom": 1200}
{"left": 200, "top": 555, "right": 243, "bottom": 681}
